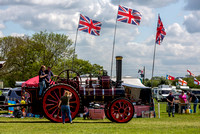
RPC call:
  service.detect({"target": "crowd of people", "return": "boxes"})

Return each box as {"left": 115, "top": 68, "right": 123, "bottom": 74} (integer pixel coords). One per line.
{"left": 166, "top": 91, "right": 199, "bottom": 117}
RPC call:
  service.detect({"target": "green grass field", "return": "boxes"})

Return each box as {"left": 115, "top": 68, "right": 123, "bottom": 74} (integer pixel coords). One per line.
{"left": 0, "top": 103, "right": 200, "bottom": 134}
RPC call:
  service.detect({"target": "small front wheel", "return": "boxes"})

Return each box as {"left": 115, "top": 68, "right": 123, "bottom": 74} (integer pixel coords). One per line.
{"left": 109, "top": 98, "right": 134, "bottom": 123}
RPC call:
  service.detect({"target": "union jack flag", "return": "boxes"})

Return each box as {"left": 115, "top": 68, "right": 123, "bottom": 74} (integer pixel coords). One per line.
{"left": 156, "top": 15, "right": 166, "bottom": 45}
{"left": 78, "top": 14, "right": 102, "bottom": 36}
{"left": 117, "top": 5, "right": 142, "bottom": 25}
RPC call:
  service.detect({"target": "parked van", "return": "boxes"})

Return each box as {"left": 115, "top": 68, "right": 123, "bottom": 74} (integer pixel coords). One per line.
{"left": 156, "top": 85, "right": 176, "bottom": 102}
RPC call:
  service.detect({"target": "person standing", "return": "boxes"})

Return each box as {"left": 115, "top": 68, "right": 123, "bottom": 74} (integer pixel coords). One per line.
{"left": 39, "top": 65, "right": 47, "bottom": 97}
{"left": 179, "top": 91, "right": 187, "bottom": 113}
{"left": 187, "top": 91, "right": 199, "bottom": 113}
{"left": 166, "top": 92, "right": 175, "bottom": 117}
{"left": 58, "top": 91, "right": 72, "bottom": 124}
{"left": 21, "top": 96, "right": 26, "bottom": 117}
{"left": 45, "top": 66, "right": 57, "bottom": 88}
{"left": 83, "top": 106, "right": 89, "bottom": 119}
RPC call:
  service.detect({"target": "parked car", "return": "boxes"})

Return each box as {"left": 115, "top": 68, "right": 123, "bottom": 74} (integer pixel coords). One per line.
{"left": 4, "top": 87, "right": 22, "bottom": 105}
{"left": 0, "top": 88, "right": 11, "bottom": 104}
{"left": 191, "top": 89, "right": 200, "bottom": 100}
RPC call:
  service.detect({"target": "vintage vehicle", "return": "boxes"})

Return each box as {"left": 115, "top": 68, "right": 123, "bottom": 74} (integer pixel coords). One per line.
{"left": 0, "top": 56, "right": 154, "bottom": 123}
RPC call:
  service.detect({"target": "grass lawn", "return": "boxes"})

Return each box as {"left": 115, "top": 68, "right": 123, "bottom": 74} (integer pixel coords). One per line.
{"left": 0, "top": 102, "right": 200, "bottom": 134}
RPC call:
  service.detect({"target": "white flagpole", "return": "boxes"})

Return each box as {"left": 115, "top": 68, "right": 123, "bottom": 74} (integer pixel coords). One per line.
{"left": 151, "top": 14, "right": 160, "bottom": 88}
{"left": 72, "top": 14, "right": 80, "bottom": 70}
{"left": 110, "top": 5, "right": 120, "bottom": 79}
{"left": 151, "top": 42, "right": 157, "bottom": 88}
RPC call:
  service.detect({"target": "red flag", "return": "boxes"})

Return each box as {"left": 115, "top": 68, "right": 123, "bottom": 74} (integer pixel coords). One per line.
{"left": 166, "top": 75, "right": 175, "bottom": 80}
{"left": 194, "top": 78, "right": 200, "bottom": 85}
{"left": 156, "top": 15, "right": 166, "bottom": 45}
{"left": 187, "top": 69, "right": 195, "bottom": 77}
{"left": 178, "top": 78, "right": 187, "bottom": 86}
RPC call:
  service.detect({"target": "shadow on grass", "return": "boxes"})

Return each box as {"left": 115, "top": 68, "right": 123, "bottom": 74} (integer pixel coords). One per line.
{"left": 0, "top": 120, "right": 112, "bottom": 124}
{"left": 0, "top": 121, "right": 51, "bottom": 123}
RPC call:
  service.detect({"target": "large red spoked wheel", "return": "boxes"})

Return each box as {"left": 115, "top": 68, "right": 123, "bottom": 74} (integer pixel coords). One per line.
{"left": 43, "top": 84, "right": 81, "bottom": 122}
{"left": 109, "top": 98, "right": 134, "bottom": 123}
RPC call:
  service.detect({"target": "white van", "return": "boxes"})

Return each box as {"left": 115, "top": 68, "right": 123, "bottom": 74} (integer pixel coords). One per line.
{"left": 156, "top": 85, "right": 176, "bottom": 102}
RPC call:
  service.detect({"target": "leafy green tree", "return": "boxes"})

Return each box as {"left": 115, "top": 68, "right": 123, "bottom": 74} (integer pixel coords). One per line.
{"left": 0, "top": 31, "right": 103, "bottom": 87}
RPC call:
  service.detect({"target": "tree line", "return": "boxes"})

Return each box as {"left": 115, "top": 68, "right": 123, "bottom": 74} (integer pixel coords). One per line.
{"left": 0, "top": 31, "right": 103, "bottom": 87}
{"left": 143, "top": 76, "right": 200, "bottom": 89}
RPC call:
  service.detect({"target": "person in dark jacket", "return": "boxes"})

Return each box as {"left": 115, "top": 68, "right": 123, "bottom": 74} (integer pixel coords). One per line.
{"left": 39, "top": 65, "right": 47, "bottom": 97}
{"left": 187, "top": 92, "right": 199, "bottom": 113}
{"left": 58, "top": 91, "right": 72, "bottom": 124}
{"left": 166, "top": 91, "right": 175, "bottom": 117}
{"left": 45, "top": 66, "right": 57, "bottom": 88}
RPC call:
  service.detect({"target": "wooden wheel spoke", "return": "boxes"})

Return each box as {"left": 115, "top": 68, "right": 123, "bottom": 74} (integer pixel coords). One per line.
{"left": 114, "top": 110, "right": 119, "bottom": 113}
{"left": 49, "top": 93, "right": 57, "bottom": 101}
{"left": 124, "top": 113, "right": 128, "bottom": 116}
{"left": 56, "top": 109, "right": 61, "bottom": 118}
{"left": 54, "top": 90, "right": 60, "bottom": 100}
{"left": 46, "top": 103, "right": 55, "bottom": 107}
{"left": 119, "top": 102, "right": 122, "bottom": 108}
{"left": 47, "top": 99, "right": 58, "bottom": 103}
{"left": 51, "top": 107, "right": 58, "bottom": 116}
{"left": 114, "top": 105, "right": 120, "bottom": 109}
{"left": 48, "top": 105, "right": 58, "bottom": 111}
{"left": 70, "top": 101, "right": 77, "bottom": 104}
{"left": 121, "top": 114, "right": 125, "bottom": 120}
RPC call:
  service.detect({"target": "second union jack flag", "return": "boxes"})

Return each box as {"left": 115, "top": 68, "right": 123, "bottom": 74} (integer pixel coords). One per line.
{"left": 117, "top": 5, "right": 142, "bottom": 25}
{"left": 78, "top": 14, "right": 102, "bottom": 36}
{"left": 156, "top": 15, "right": 166, "bottom": 45}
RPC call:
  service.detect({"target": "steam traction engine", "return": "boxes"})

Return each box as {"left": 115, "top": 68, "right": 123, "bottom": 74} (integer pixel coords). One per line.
{"left": 23, "top": 56, "right": 135, "bottom": 123}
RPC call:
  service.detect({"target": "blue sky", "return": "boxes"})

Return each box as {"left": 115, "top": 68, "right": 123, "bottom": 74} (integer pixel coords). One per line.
{"left": 0, "top": 0, "right": 200, "bottom": 79}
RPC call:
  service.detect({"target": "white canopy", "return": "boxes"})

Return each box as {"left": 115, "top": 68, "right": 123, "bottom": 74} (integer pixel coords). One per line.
{"left": 112, "top": 77, "right": 150, "bottom": 89}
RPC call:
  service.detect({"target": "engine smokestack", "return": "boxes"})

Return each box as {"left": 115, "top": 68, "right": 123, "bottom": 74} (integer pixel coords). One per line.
{"left": 116, "top": 56, "right": 123, "bottom": 87}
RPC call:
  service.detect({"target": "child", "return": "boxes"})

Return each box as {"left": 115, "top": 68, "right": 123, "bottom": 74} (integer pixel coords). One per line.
{"left": 21, "top": 96, "right": 26, "bottom": 117}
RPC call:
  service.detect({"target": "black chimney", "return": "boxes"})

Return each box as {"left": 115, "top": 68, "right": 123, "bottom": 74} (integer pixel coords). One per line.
{"left": 116, "top": 56, "right": 123, "bottom": 87}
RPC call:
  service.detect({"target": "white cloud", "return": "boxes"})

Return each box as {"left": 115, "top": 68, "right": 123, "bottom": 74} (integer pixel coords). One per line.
{"left": 1, "top": 0, "right": 200, "bottom": 78}
{"left": 167, "top": 23, "right": 184, "bottom": 37}
{"left": 183, "top": 11, "right": 200, "bottom": 33}
{"left": 184, "top": 0, "right": 200, "bottom": 10}
{"left": 111, "top": 0, "right": 179, "bottom": 8}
